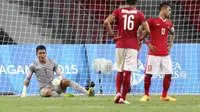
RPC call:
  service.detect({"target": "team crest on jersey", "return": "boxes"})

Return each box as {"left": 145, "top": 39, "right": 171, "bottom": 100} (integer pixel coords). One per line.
{"left": 148, "top": 65, "right": 152, "bottom": 71}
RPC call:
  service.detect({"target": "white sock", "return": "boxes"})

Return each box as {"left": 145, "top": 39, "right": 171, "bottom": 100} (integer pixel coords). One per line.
{"left": 69, "top": 81, "right": 88, "bottom": 95}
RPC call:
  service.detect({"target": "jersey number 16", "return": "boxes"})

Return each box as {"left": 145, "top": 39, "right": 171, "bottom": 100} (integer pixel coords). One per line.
{"left": 122, "top": 15, "right": 134, "bottom": 30}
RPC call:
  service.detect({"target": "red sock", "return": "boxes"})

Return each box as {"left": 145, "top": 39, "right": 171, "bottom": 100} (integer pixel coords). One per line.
{"left": 162, "top": 74, "right": 172, "bottom": 97}
{"left": 116, "top": 72, "right": 123, "bottom": 94}
{"left": 122, "top": 71, "right": 131, "bottom": 100}
{"left": 144, "top": 74, "right": 152, "bottom": 96}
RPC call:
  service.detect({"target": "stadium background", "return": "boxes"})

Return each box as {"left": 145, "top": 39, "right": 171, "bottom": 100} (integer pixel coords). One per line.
{"left": 0, "top": 0, "right": 199, "bottom": 96}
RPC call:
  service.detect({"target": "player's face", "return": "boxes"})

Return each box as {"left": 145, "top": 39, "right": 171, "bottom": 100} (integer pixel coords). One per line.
{"left": 164, "top": 6, "right": 171, "bottom": 18}
{"left": 37, "top": 49, "right": 47, "bottom": 62}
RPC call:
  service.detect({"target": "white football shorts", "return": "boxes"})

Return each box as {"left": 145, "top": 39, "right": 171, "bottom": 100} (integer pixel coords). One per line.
{"left": 145, "top": 55, "right": 173, "bottom": 74}
{"left": 114, "top": 48, "right": 138, "bottom": 72}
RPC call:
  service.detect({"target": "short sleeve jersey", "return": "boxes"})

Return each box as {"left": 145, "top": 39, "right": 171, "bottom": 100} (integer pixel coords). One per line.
{"left": 147, "top": 17, "right": 174, "bottom": 56}
{"left": 28, "top": 58, "right": 59, "bottom": 89}
{"left": 112, "top": 7, "right": 146, "bottom": 50}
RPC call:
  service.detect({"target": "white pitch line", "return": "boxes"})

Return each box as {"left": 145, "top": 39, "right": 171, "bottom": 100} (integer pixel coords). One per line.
{"left": 13, "top": 104, "right": 200, "bottom": 109}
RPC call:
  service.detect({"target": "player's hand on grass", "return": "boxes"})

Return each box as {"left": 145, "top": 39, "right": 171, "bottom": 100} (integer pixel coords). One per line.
{"left": 166, "top": 44, "right": 172, "bottom": 52}
{"left": 21, "top": 92, "right": 27, "bottom": 97}
{"left": 147, "top": 43, "right": 157, "bottom": 52}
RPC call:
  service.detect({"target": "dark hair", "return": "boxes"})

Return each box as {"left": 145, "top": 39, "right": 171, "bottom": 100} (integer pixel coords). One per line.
{"left": 36, "top": 45, "right": 46, "bottom": 53}
{"left": 126, "top": 0, "right": 137, "bottom": 5}
{"left": 159, "top": 2, "right": 171, "bottom": 11}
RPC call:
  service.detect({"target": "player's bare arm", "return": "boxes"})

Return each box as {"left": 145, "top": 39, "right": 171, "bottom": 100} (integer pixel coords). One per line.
{"left": 137, "top": 26, "right": 143, "bottom": 50}
{"left": 139, "top": 21, "right": 150, "bottom": 41}
{"left": 145, "top": 38, "right": 157, "bottom": 52}
{"left": 21, "top": 73, "right": 33, "bottom": 97}
{"left": 104, "top": 14, "right": 121, "bottom": 41}
{"left": 138, "top": 25, "right": 144, "bottom": 36}
{"left": 138, "top": 24, "right": 150, "bottom": 50}
{"left": 138, "top": 25, "right": 156, "bottom": 52}
{"left": 55, "top": 68, "right": 63, "bottom": 80}
{"left": 24, "top": 74, "right": 32, "bottom": 86}
{"left": 167, "top": 27, "right": 175, "bottom": 51}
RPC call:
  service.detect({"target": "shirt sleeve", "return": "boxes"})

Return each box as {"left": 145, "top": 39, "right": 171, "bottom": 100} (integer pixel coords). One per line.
{"left": 29, "top": 63, "right": 35, "bottom": 74}
{"left": 139, "top": 11, "right": 146, "bottom": 24}
{"left": 112, "top": 8, "right": 119, "bottom": 17}
{"left": 27, "top": 63, "right": 35, "bottom": 78}
{"left": 147, "top": 18, "right": 153, "bottom": 28}
{"left": 53, "top": 60, "right": 59, "bottom": 73}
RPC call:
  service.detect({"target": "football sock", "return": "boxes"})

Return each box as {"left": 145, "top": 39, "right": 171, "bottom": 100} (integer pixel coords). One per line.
{"left": 116, "top": 72, "right": 123, "bottom": 94}
{"left": 122, "top": 71, "right": 131, "bottom": 100}
{"left": 162, "top": 74, "right": 172, "bottom": 97}
{"left": 69, "top": 81, "right": 88, "bottom": 95}
{"left": 144, "top": 74, "right": 152, "bottom": 96}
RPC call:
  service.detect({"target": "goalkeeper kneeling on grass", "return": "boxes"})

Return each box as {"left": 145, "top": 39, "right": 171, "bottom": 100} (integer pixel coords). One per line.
{"left": 21, "top": 45, "right": 94, "bottom": 97}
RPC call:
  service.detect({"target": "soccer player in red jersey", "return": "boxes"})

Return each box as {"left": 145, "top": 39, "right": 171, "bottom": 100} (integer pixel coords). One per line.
{"left": 139, "top": 2, "right": 176, "bottom": 101}
{"left": 104, "top": 0, "right": 150, "bottom": 104}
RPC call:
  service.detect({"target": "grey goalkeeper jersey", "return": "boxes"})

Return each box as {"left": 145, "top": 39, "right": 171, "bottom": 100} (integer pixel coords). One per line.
{"left": 28, "top": 58, "right": 59, "bottom": 89}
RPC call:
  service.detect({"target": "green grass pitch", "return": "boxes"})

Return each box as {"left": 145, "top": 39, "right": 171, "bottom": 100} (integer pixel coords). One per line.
{"left": 0, "top": 95, "right": 200, "bottom": 112}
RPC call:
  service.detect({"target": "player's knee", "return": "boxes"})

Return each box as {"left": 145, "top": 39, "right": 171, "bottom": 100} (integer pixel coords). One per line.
{"left": 41, "top": 88, "right": 52, "bottom": 97}
{"left": 61, "top": 79, "right": 71, "bottom": 88}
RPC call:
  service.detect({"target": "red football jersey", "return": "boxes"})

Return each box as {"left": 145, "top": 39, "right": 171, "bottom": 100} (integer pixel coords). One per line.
{"left": 147, "top": 17, "right": 174, "bottom": 56}
{"left": 112, "top": 7, "right": 145, "bottom": 50}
